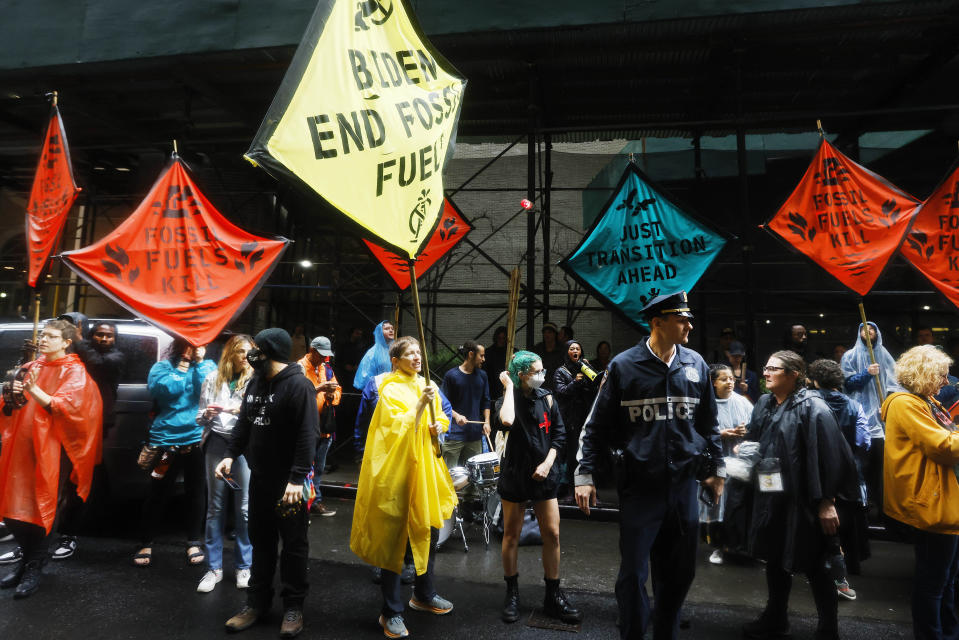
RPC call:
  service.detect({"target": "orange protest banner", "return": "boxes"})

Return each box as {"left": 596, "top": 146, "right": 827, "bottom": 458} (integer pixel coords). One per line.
{"left": 26, "top": 104, "right": 80, "bottom": 287}
{"left": 362, "top": 197, "right": 472, "bottom": 290}
{"left": 901, "top": 160, "right": 959, "bottom": 310}
{"left": 765, "top": 139, "right": 919, "bottom": 295}
{"left": 61, "top": 156, "right": 288, "bottom": 346}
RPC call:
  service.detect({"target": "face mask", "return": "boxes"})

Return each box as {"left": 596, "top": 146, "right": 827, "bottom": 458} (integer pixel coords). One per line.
{"left": 247, "top": 348, "right": 266, "bottom": 371}
{"left": 527, "top": 371, "right": 546, "bottom": 389}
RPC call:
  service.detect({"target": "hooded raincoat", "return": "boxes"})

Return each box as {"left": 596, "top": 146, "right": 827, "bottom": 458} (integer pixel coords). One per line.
{"left": 740, "top": 388, "right": 861, "bottom": 572}
{"left": 350, "top": 371, "right": 455, "bottom": 575}
{"left": 0, "top": 354, "right": 102, "bottom": 532}
{"left": 841, "top": 322, "right": 898, "bottom": 438}
{"left": 352, "top": 321, "right": 393, "bottom": 392}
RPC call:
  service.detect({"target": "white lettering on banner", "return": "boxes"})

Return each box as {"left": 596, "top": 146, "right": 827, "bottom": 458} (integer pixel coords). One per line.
{"left": 622, "top": 396, "right": 700, "bottom": 423}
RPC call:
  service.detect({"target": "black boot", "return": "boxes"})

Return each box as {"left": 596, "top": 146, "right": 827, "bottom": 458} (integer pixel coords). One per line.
{"left": 543, "top": 577, "right": 582, "bottom": 624}
{"left": 13, "top": 560, "right": 43, "bottom": 599}
{"left": 742, "top": 608, "right": 790, "bottom": 639}
{"left": 502, "top": 574, "right": 520, "bottom": 623}
{"left": 0, "top": 562, "right": 24, "bottom": 589}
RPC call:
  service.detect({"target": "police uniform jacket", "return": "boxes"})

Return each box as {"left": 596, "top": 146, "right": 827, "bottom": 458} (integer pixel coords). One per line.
{"left": 575, "top": 339, "right": 720, "bottom": 495}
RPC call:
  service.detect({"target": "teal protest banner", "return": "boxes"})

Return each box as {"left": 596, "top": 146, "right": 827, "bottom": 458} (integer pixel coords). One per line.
{"left": 560, "top": 162, "right": 728, "bottom": 328}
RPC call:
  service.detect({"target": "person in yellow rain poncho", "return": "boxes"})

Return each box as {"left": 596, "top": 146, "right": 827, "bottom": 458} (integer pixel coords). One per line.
{"left": 351, "top": 336, "right": 457, "bottom": 639}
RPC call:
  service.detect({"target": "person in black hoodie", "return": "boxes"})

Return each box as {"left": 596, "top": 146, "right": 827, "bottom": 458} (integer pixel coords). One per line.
{"left": 216, "top": 328, "right": 317, "bottom": 639}
{"left": 73, "top": 320, "right": 125, "bottom": 433}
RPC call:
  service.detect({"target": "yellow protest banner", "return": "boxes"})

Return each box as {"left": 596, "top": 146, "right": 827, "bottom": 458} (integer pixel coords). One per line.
{"left": 246, "top": 0, "right": 466, "bottom": 258}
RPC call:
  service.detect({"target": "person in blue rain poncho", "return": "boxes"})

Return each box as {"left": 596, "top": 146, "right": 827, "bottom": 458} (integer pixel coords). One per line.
{"left": 840, "top": 321, "right": 899, "bottom": 508}
{"left": 352, "top": 321, "right": 395, "bottom": 392}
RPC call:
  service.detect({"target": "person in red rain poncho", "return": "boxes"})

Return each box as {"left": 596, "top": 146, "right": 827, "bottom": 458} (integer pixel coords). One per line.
{"left": 0, "top": 319, "right": 102, "bottom": 598}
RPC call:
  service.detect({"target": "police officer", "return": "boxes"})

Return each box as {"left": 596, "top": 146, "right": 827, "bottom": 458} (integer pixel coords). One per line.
{"left": 574, "top": 291, "right": 724, "bottom": 640}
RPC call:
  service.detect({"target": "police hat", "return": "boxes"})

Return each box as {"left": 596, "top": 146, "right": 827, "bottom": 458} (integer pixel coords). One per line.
{"left": 641, "top": 291, "right": 694, "bottom": 320}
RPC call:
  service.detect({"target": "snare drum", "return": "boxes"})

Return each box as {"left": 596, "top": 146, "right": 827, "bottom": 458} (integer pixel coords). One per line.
{"left": 448, "top": 466, "right": 470, "bottom": 491}
{"left": 467, "top": 452, "right": 500, "bottom": 487}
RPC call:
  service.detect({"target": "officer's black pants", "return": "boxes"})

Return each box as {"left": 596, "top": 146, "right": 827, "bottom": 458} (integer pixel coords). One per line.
{"left": 247, "top": 472, "right": 310, "bottom": 610}
{"left": 616, "top": 478, "right": 699, "bottom": 640}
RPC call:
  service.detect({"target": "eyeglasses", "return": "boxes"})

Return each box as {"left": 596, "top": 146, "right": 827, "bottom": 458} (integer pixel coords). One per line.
{"left": 763, "top": 366, "right": 785, "bottom": 373}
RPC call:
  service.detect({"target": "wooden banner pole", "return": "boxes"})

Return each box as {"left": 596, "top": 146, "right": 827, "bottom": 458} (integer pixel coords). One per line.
{"left": 505, "top": 268, "right": 521, "bottom": 366}
{"left": 31, "top": 290, "right": 41, "bottom": 345}
{"left": 408, "top": 259, "right": 441, "bottom": 457}
{"left": 393, "top": 292, "right": 401, "bottom": 333}
{"left": 857, "top": 301, "right": 885, "bottom": 405}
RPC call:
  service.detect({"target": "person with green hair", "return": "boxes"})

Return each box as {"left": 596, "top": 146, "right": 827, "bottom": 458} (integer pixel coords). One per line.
{"left": 492, "top": 350, "right": 580, "bottom": 625}
{"left": 506, "top": 350, "right": 541, "bottom": 387}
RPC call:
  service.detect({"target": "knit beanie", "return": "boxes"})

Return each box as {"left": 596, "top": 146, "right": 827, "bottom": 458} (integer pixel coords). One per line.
{"left": 254, "top": 328, "right": 292, "bottom": 363}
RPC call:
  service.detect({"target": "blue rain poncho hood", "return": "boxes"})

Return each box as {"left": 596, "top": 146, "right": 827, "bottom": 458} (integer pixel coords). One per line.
{"left": 840, "top": 322, "right": 898, "bottom": 433}
{"left": 353, "top": 321, "right": 393, "bottom": 390}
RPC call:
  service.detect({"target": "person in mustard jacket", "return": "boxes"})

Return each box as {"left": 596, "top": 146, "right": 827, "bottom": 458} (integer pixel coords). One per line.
{"left": 881, "top": 345, "right": 959, "bottom": 640}
{"left": 350, "top": 336, "right": 456, "bottom": 639}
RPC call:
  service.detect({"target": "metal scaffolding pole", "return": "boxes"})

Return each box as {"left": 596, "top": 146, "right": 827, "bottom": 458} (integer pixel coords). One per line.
{"left": 542, "top": 134, "right": 552, "bottom": 327}
{"left": 526, "top": 68, "right": 538, "bottom": 348}
{"left": 736, "top": 54, "right": 757, "bottom": 365}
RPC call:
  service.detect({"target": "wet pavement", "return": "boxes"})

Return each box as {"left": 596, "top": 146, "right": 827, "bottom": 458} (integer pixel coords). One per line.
{"left": 0, "top": 495, "right": 914, "bottom": 639}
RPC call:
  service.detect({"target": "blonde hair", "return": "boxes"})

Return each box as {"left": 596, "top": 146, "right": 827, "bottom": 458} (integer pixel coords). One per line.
{"left": 894, "top": 345, "right": 953, "bottom": 396}
{"left": 216, "top": 335, "right": 254, "bottom": 393}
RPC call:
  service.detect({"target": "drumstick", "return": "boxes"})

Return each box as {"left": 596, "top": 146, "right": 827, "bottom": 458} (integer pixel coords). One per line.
{"left": 462, "top": 420, "right": 497, "bottom": 453}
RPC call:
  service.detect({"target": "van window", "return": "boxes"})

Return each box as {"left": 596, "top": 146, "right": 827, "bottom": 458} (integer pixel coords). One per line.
{"left": 0, "top": 329, "right": 33, "bottom": 371}
{"left": 0, "top": 328, "right": 159, "bottom": 386}
{"left": 117, "top": 334, "right": 159, "bottom": 385}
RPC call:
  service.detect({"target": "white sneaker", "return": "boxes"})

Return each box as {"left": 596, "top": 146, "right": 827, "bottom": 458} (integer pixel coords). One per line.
{"left": 52, "top": 535, "right": 78, "bottom": 560}
{"left": 0, "top": 547, "right": 23, "bottom": 564}
{"left": 236, "top": 568, "right": 251, "bottom": 589}
{"left": 197, "top": 569, "right": 223, "bottom": 593}
{"left": 709, "top": 549, "right": 724, "bottom": 565}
